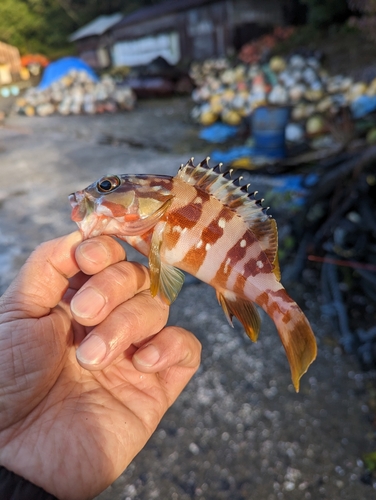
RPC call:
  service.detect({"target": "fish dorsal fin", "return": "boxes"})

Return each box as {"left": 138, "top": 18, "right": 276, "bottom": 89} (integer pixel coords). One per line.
{"left": 177, "top": 158, "right": 280, "bottom": 277}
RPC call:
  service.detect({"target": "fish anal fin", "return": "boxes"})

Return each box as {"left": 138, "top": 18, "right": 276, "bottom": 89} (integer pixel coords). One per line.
{"left": 149, "top": 222, "right": 185, "bottom": 304}
{"left": 216, "top": 291, "right": 235, "bottom": 328}
{"left": 216, "top": 290, "right": 261, "bottom": 342}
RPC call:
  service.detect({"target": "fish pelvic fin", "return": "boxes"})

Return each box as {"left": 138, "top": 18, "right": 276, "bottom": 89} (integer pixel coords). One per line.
{"left": 266, "top": 289, "right": 317, "bottom": 392}
{"left": 216, "top": 290, "right": 261, "bottom": 342}
{"left": 149, "top": 221, "right": 185, "bottom": 305}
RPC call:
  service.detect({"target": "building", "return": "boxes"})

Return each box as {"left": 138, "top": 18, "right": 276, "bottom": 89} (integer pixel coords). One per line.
{"left": 112, "top": 0, "right": 284, "bottom": 68}
{"left": 69, "top": 13, "right": 122, "bottom": 69}
{"left": 70, "top": 0, "right": 286, "bottom": 70}
{"left": 0, "top": 41, "right": 21, "bottom": 84}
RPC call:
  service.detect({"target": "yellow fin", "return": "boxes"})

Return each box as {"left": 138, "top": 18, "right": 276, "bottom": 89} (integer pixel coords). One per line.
{"left": 284, "top": 314, "right": 317, "bottom": 392}
{"left": 149, "top": 222, "right": 185, "bottom": 304}
{"left": 270, "top": 219, "right": 281, "bottom": 281}
{"left": 269, "top": 291, "right": 317, "bottom": 392}
{"left": 216, "top": 291, "right": 261, "bottom": 342}
{"left": 157, "top": 262, "right": 185, "bottom": 304}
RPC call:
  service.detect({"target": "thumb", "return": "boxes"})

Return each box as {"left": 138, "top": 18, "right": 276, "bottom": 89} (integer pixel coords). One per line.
{"left": 0, "top": 232, "right": 83, "bottom": 319}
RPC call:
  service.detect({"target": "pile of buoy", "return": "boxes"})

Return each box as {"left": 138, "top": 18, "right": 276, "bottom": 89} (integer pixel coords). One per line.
{"left": 190, "top": 54, "right": 376, "bottom": 135}
{"left": 15, "top": 70, "right": 136, "bottom": 117}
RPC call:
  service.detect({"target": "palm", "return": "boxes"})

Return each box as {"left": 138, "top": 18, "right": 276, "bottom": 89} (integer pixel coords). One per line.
{"left": 0, "top": 299, "right": 175, "bottom": 500}
{"left": 0, "top": 234, "right": 200, "bottom": 500}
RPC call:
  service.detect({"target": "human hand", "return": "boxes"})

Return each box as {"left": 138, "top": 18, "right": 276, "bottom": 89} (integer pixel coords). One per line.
{"left": 0, "top": 232, "right": 201, "bottom": 500}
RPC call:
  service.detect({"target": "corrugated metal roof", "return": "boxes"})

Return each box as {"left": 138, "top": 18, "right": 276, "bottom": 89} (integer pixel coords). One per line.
{"left": 114, "top": 0, "right": 220, "bottom": 29}
{"left": 69, "top": 13, "right": 123, "bottom": 42}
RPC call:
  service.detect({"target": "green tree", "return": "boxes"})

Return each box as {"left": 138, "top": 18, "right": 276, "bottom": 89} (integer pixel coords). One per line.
{"left": 300, "top": 0, "right": 351, "bottom": 27}
{"left": 0, "top": 0, "right": 73, "bottom": 54}
{"left": 348, "top": 0, "right": 376, "bottom": 41}
{"left": 0, "top": 0, "right": 164, "bottom": 56}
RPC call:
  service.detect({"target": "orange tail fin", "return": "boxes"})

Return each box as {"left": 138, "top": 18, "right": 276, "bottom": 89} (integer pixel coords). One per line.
{"left": 268, "top": 290, "right": 317, "bottom": 392}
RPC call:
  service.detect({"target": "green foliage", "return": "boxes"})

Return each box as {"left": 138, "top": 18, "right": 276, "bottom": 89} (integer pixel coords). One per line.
{"left": 348, "top": 0, "right": 376, "bottom": 15}
{"left": 363, "top": 451, "right": 376, "bottom": 472}
{"left": 300, "top": 0, "right": 351, "bottom": 27}
{"left": 348, "top": 1, "right": 376, "bottom": 42}
{"left": 0, "top": 0, "right": 74, "bottom": 54}
{"left": 0, "top": 0, "right": 163, "bottom": 56}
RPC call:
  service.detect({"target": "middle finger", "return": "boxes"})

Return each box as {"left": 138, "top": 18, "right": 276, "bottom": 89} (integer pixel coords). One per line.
{"left": 70, "top": 260, "right": 150, "bottom": 325}
{"left": 76, "top": 289, "right": 169, "bottom": 368}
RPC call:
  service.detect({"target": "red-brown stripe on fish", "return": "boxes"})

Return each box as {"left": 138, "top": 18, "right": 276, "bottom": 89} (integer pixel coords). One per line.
{"left": 69, "top": 158, "right": 317, "bottom": 391}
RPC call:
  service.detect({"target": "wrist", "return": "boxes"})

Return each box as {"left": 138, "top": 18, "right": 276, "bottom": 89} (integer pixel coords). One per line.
{"left": 0, "top": 465, "right": 58, "bottom": 500}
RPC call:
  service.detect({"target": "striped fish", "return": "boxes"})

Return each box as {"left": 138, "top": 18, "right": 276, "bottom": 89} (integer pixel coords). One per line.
{"left": 69, "top": 158, "right": 317, "bottom": 390}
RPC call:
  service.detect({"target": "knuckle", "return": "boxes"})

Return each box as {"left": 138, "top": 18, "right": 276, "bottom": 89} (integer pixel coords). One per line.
{"left": 113, "top": 262, "right": 150, "bottom": 289}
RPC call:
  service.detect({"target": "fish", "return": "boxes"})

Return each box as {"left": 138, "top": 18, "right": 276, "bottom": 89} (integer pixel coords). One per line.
{"left": 69, "top": 158, "right": 317, "bottom": 391}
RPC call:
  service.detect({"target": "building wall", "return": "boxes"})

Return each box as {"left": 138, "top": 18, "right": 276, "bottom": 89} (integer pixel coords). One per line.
{"left": 232, "top": 0, "right": 283, "bottom": 26}
{"left": 75, "top": 34, "right": 115, "bottom": 69}
{"left": 182, "top": 1, "right": 231, "bottom": 60}
{"left": 0, "top": 41, "right": 21, "bottom": 75}
{"left": 112, "top": 0, "right": 231, "bottom": 66}
{"left": 113, "top": 12, "right": 179, "bottom": 41}
{"left": 231, "top": 0, "right": 283, "bottom": 49}
{"left": 78, "top": 0, "right": 284, "bottom": 69}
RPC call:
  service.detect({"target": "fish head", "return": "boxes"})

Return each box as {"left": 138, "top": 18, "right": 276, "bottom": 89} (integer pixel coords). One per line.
{"left": 69, "top": 174, "right": 173, "bottom": 239}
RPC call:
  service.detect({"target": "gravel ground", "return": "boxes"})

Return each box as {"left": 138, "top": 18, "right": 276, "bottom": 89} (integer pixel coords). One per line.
{"left": 0, "top": 97, "right": 376, "bottom": 500}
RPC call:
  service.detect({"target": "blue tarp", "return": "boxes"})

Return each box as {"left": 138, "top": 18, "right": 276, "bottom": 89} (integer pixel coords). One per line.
{"left": 38, "top": 57, "right": 98, "bottom": 90}
{"left": 199, "top": 124, "right": 239, "bottom": 143}
{"left": 269, "top": 173, "right": 319, "bottom": 207}
{"left": 351, "top": 95, "right": 376, "bottom": 119}
{"left": 210, "top": 146, "right": 255, "bottom": 164}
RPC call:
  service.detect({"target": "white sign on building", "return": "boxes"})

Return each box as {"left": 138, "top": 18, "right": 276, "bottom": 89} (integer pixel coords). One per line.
{"left": 112, "top": 32, "right": 180, "bottom": 67}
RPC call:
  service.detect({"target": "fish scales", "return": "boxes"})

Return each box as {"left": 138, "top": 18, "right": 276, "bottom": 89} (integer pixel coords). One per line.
{"left": 69, "top": 158, "right": 317, "bottom": 391}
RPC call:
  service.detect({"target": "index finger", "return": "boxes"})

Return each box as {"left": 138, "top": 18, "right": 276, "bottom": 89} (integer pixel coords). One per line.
{"left": 0, "top": 232, "right": 83, "bottom": 318}
{"left": 0, "top": 233, "right": 125, "bottom": 319}
{"left": 75, "top": 236, "right": 126, "bottom": 275}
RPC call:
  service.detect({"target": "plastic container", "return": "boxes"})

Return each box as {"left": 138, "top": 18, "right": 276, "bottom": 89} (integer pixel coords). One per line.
{"left": 251, "top": 105, "right": 290, "bottom": 159}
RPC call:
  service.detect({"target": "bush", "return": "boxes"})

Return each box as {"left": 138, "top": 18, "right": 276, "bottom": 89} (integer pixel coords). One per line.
{"left": 300, "top": 0, "right": 351, "bottom": 27}
{"left": 348, "top": 0, "right": 376, "bottom": 41}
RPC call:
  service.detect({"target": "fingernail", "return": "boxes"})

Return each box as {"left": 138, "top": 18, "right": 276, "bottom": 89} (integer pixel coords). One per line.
{"left": 76, "top": 335, "right": 107, "bottom": 365}
{"left": 133, "top": 344, "right": 160, "bottom": 367}
{"left": 78, "top": 241, "right": 108, "bottom": 263}
{"left": 71, "top": 287, "right": 106, "bottom": 318}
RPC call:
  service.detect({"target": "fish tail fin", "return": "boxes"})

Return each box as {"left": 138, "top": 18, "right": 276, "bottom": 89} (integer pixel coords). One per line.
{"left": 267, "top": 289, "right": 317, "bottom": 392}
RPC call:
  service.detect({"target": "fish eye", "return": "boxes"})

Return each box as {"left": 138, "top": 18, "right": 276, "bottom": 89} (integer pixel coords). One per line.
{"left": 97, "top": 176, "right": 121, "bottom": 193}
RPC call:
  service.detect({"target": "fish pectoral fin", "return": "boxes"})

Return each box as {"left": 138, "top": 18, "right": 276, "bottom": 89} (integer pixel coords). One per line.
{"left": 149, "top": 221, "right": 185, "bottom": 305}
{"left": 125, "top": 198, "right": 173, "bottom": 236}
{"left": 216, "top": 291, "right": 261, "bottom": 342}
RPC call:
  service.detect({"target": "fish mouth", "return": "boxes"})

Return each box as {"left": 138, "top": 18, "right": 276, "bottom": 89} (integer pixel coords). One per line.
{"left": 69, "top": 191, "right": 108, "bottom": 239}
{"left": 69, "top": 192, "right": 87, "bottom": 222}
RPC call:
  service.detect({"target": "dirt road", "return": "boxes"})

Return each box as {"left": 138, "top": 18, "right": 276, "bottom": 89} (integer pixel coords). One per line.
{"left": 0, "top": 98, "right": 375, "bottom": 499}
